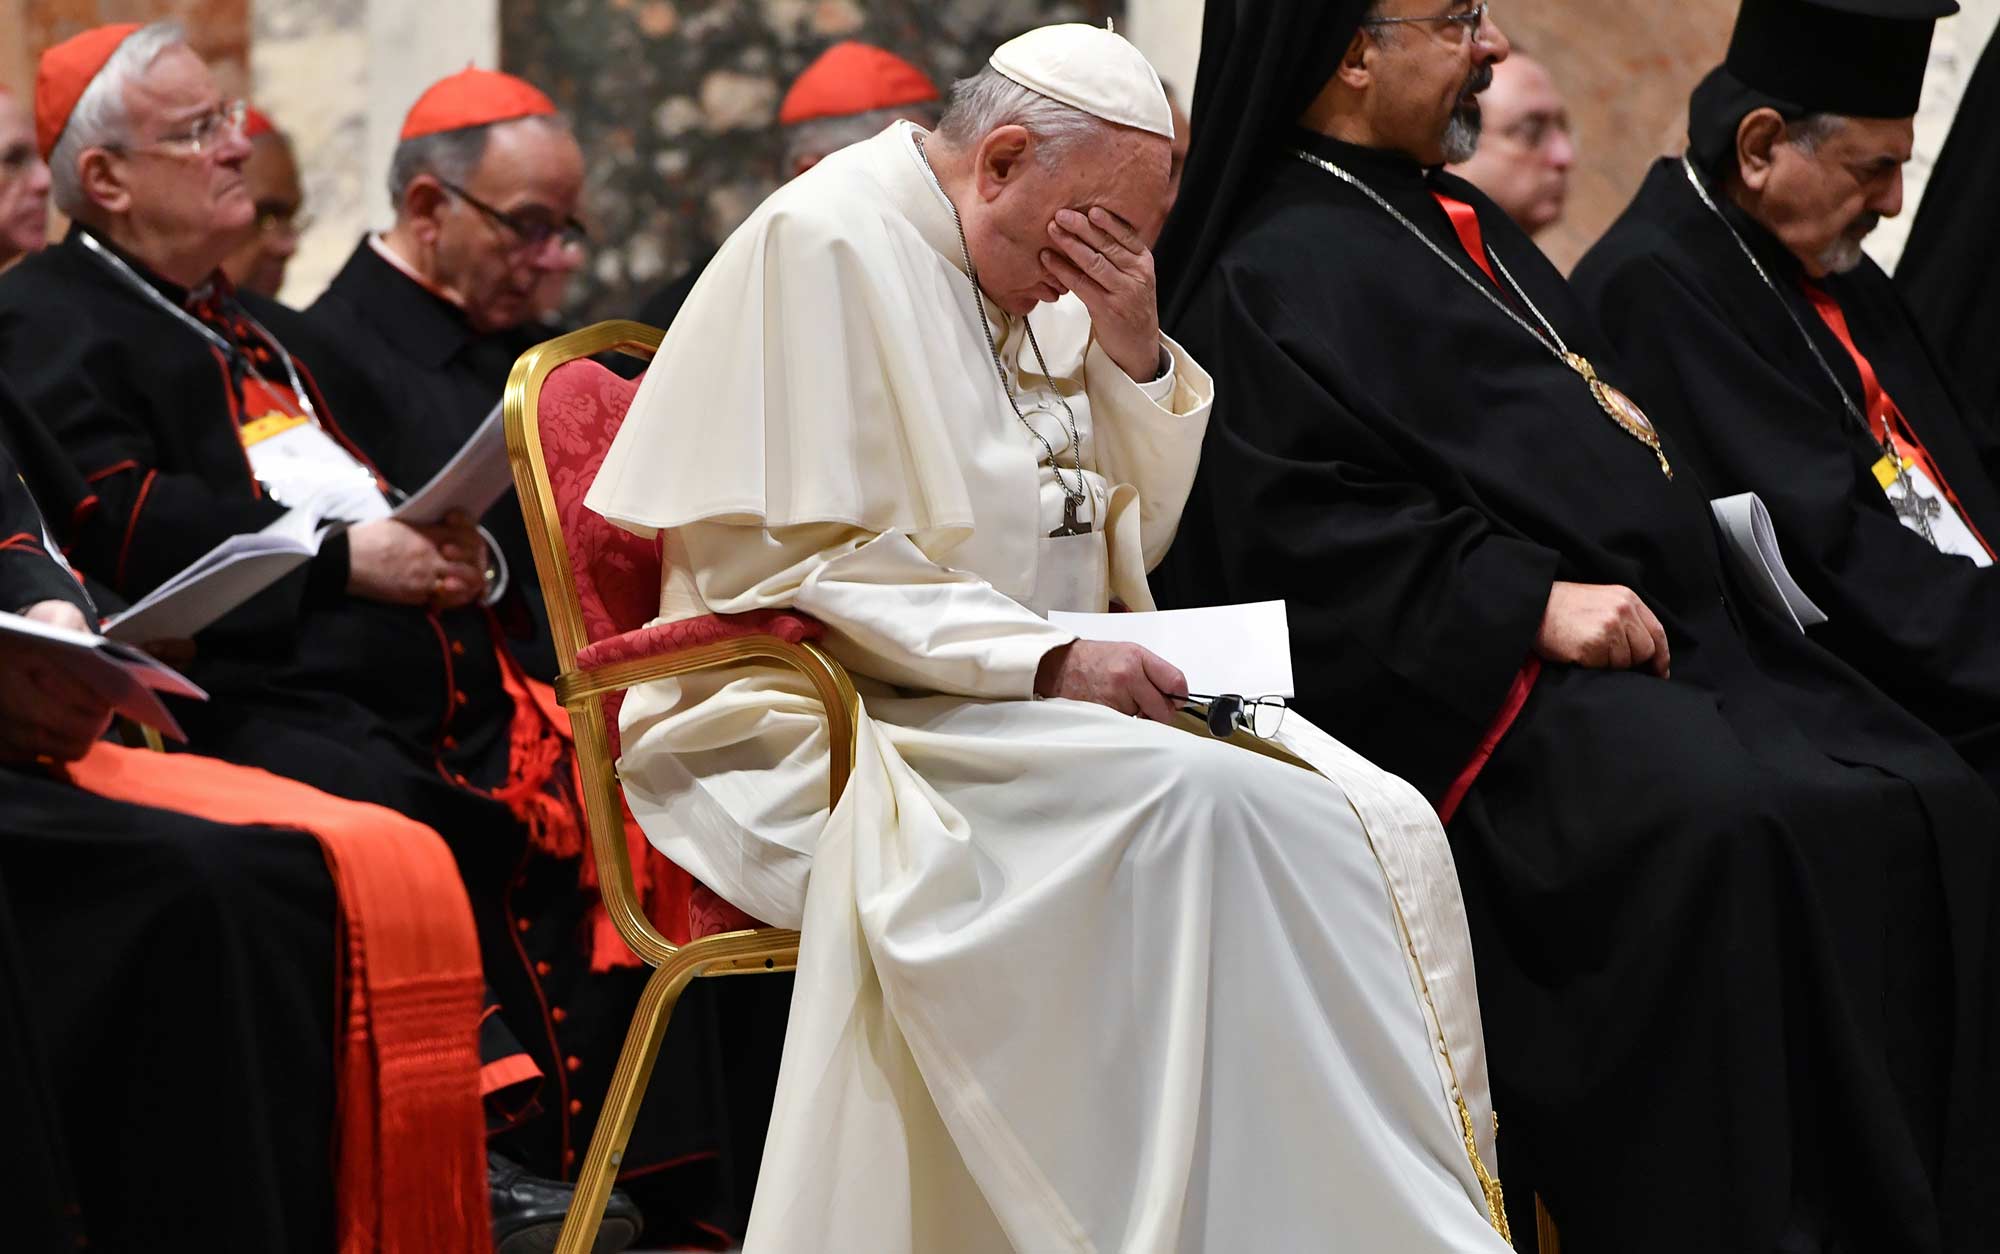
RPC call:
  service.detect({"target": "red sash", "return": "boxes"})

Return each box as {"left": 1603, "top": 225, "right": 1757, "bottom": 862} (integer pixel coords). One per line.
{"left": 64, "top": 744, "right": 491, "bottom": 1253}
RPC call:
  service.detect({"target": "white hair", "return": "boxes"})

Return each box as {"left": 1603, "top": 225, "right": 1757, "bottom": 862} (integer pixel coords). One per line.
{"left": 935, "top": 65, "right": 1113, "bottom": 163}
{"left": 50, "top": 20, "right": 187, "bottom": 217}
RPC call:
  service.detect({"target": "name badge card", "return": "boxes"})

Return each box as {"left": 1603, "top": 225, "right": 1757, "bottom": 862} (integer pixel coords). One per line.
{"left": 1873, "top": 454, "right": 1993, "bottom": 567}
{"left": 239, "top": 411, "right": 391, "bottom": 524}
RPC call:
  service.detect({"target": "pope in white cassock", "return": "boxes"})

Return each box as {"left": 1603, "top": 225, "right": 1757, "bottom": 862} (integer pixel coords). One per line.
{"left": 590, "top": 24, "right": 1515, "bottom": 1253}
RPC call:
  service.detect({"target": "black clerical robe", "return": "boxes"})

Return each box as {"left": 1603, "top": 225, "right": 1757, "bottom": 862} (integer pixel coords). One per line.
{"left": 305, "top": 238, "right": 559, "bottom": 678}
{"left": 1575, "top": 157, "right": 2000, "bottom": 792}
{"left": 1158, "top": 132, "right": 2000, "bottom": 1254}
{"left": 1898, "top": 32, "right": 2000, "bottom": 428}
{"left": 0, "top": 441, "right": 339, "bottom": 1252}
{"left": 0, "top": 227, "right": 734, "bottom": 1231}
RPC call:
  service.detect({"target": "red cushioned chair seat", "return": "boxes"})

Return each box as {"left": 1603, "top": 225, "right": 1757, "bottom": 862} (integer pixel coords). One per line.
{"left": 541, "top": 356, "right": 828, "bottom": 939}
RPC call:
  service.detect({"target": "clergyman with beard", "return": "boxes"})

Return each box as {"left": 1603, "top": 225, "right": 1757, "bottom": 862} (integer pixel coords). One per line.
{"left": 1573, "top": 0, "right": 2000, "bottom": 793}
{"left": 1152, "top": 0, "right": 2000, "bottom": 1247}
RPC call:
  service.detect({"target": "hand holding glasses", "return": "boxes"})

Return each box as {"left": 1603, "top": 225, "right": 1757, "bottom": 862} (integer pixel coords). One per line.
{"left": 1171, "top": 693, "right": 1289, "bottom": 741}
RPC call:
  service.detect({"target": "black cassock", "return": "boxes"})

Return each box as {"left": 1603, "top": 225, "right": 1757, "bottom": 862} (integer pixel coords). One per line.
{"left": 1898, "top": 31, "right": 2000, "bottom": 428}
{"left": 0, "top": 432, "right": 339, "bottom": 1253}
{"left": 0, "top": 227, "right": 737, "bottom": 1239}
{"left": 305, "top": 240, "right": 561, "bottom": 679}
{"left": 1575, "top": 157, "right": 2000, "bottom": 794}
{"left": 1156, "top": 133, "right": 2000, "bottom": 1254}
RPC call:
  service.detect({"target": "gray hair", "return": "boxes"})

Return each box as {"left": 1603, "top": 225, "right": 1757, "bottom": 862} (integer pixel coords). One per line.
{"left": 935, "top": 65, "right": 1112, "bottom": 164}
{"left": 386, "top": 112, "right": 570, "bottom": 209}
{"left": 50, "top": 20, "right": 187, "bottom": 216}
{"left": 785, "top": 102, "right": 939, "bottom": 171}
{"left": 1785, "top": 113, "right": 1846, "bottom": 156}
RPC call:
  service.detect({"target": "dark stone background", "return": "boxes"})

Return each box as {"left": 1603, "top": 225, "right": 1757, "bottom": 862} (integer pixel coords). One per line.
{"left": 502, "top": 0, "right": 1120, "bottom": 323}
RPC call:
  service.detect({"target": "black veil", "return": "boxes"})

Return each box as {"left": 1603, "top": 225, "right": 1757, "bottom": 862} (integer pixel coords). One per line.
{"left": 1154, "top": 0, "right": 1372, "bottom": 326}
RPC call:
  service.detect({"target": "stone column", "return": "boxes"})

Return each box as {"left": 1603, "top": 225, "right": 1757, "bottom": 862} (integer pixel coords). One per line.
{"left": 252, "top": 0, "right": 498, "bottom": 307}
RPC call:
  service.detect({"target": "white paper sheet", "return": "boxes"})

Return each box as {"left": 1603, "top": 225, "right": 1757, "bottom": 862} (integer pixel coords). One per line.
{"left": 1710, "top": 492, "right": 1829, "bottom": 632}
{"left": 101, "top": 513, "right": 323, "bottom": 644}
{"left": 1048, "top": 600, "right": 1295, "bottom": 697}
{"left": 0, "top": 609, "right": 206, "bottom": 740}
{"left": 389, "top": 402, "right": 512, "bottom": 525}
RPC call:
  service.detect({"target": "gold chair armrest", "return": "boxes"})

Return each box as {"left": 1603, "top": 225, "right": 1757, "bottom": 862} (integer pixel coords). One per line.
{"left": 556, "top": 631, "right": 860, "bottom": 968}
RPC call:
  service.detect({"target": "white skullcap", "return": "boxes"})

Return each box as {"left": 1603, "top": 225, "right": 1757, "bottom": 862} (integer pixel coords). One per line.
{"left": 988, "top": 23, "right": 1175, "bottom": 141}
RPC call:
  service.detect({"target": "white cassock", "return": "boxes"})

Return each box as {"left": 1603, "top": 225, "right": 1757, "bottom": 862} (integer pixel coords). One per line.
{"left": 589, "top": 121, "right": 1512, "bottom": 1253}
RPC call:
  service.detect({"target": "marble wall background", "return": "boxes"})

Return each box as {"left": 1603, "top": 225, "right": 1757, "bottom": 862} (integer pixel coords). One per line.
{"left": 500, "top": 0, "right": 1120, "bottom": 322}
{"left": 252, "top": 0, "right": 499, "bottom": 306}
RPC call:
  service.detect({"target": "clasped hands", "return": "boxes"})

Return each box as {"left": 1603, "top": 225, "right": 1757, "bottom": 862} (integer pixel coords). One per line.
{"left": 1041, "top": 206, "right": 1165, "bottom": 385}
{"left": 346, "top": 509, "right": 489, "bottom": 609}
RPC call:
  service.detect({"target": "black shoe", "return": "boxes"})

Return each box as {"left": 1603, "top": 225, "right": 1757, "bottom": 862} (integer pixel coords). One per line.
{"left": 489, "top": 1150, "right": 644, "bottom": 1254}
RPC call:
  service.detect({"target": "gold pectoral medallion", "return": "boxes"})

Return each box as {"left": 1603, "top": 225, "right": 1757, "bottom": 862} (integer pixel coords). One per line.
{"left": 1567, "top": 354, "right": 1672, "bottom": 479}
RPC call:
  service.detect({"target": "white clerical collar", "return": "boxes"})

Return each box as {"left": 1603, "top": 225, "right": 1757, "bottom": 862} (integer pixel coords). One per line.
{"left": 888, "top": 122, "right": 975, "bottom": 274}
{"left": 368, "top": 232, "right": 463, "bottom": 307}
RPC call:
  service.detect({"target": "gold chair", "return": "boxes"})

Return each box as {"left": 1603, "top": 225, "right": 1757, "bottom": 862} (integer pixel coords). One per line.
{"left": 508, "top": 319, "right": 1555, "bottom": 1253}
{"left": 503, "top": 320, "right": 860, "bottom": 1254}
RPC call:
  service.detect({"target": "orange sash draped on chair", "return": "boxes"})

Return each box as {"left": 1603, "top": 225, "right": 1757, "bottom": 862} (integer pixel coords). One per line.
{"left": 63, "top": 743, "right": 491, "bottom": 1254}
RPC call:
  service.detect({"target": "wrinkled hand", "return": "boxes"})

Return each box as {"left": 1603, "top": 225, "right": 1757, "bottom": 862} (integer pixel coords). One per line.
{"left": 1035, "top": 639, "right": 1188, "bottom": 723}
{"left": 0, "top": 600, "right": 117, "bottom": 763}
{"left": 1535, "top": 580, "right": 1671, "bottom": 677}
{"left": 1042, "top": 206, "right": 1164, "bottom": 384}
{"left": 346, "top": 512, "right": 487, "bottom": 609}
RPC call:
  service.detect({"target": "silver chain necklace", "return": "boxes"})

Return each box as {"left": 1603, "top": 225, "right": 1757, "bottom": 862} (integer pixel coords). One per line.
{"left": 78, "top": 229, "right": 324, "bottom": 428}
{"left": 1677, "top": 155, "right": 1938, "bottom": 545}
{"left": 1293, "top": 148, "right": 1673, "bottom": 479}
{"left": 915, "top": 133, "right": 1092, "bottom": 536}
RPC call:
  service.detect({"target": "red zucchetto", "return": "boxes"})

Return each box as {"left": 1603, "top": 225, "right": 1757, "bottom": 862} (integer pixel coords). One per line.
{"left": 243, "top": 105, "right": 276, "bottom": 140}
{"left": 36, "top": 22, "right": 142, "bottom": 159}
{"left": 399, "top": 67, "right": 558, "bottom": 141}
{"left": 778, "top": 42, "right": 940, "bottom": 127}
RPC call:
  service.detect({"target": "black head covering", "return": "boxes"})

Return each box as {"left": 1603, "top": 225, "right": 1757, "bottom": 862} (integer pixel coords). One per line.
{"left": 1156, "top": 0, "right": 1372, "bottom": 324}
{"left": 1690, "top": 0, "right": 1958, "bottom": 171}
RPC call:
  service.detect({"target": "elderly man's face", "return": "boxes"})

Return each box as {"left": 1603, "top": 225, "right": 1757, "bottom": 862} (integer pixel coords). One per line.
{"left": 0, "top": 94, "right": 50, "bottom": 264}
{"left": 960, "top": 123, "right": 1170, "bottom": 316}
{"left": 431, "top": 118, "right": 585, "bottom": 333}
{"left": 111, "top": 44, "right": 254, "bottom": 260}
{"left": 1446, "top": 54, "right": 1572, "bottom": 235}
{"left": 1358, "top": 0, "right": 1511, "bottom": 167}
{"left": 220, "top": 133, "right": 303, "bottom": 297}
{"left": 1754, "top": 115, "right": 1911, "bottom": 277}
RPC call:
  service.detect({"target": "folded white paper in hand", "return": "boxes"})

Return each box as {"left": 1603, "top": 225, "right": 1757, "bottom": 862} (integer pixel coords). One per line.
{"left": 390, "top": 402, "right": 512, "bottom": 526}
{"left": 0, "top": 609, "right": 206, "bottom": 740}
{"left": 1710, "top": 492, "right": 1829, "bottom": 632}
{"left": 101, "top": 509, "right": 329, "bottom": 644}
{"left": 1048, "top": 600, "right": 1295, "bottom": 697}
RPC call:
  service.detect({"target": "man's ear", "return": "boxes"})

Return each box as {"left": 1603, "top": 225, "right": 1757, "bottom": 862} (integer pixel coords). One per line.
{"left": 974, "top": 125, "right": 1033, "bottom": 203}
{"left": 76, "top": 148, "right": 129, "bottom": 216}
{"left": 1337, "top": 28, "right": 1377, "bottom": 91}
{"left": 1735, "top": 108, "right": 1788, "bottom": 193}
{"left": 400, "top": 175, "right": 450, "bottom": 246}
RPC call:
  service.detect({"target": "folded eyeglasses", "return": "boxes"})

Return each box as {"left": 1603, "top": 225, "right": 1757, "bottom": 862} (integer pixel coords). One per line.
{"left": 1171, "top": 692, "right": 1289, "bottom": 741}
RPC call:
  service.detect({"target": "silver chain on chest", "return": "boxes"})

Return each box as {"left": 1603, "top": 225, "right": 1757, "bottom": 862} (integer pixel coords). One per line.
{"left": 915, "top": 134, "right": 1090, "bottom": 533}
{"left": 1678, "top": 156, "right": 1938, "bottom": 545}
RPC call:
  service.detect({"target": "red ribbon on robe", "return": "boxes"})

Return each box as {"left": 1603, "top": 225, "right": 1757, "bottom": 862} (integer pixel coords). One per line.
{"left": 63, "top": 744, "right": 490, "bottom": 1254}
{"left": 1429, "top": 188, "right": 1544, "bottom": 824}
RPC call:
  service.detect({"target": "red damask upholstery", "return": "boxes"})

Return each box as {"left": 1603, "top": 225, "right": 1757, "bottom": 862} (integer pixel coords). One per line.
{"left": 540, "top": 357, "right": 827, "bottom": 939}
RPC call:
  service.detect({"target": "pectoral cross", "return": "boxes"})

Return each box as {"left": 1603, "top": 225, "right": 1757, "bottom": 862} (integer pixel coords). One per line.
{"left": 1050, "top": 494, "right": 1090, "bottom": 538}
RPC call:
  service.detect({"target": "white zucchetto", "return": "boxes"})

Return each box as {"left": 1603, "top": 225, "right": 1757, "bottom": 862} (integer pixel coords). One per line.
{"left": 987, "top": 23, "right": 1176, "bottom": 141}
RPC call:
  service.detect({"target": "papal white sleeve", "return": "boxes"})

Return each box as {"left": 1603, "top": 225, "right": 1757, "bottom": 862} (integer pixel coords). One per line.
{"left": 677, "top": 520, "right": 1075, "bottom": 700}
